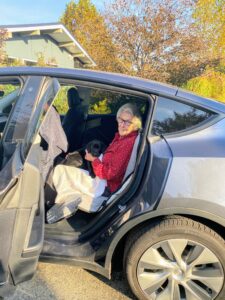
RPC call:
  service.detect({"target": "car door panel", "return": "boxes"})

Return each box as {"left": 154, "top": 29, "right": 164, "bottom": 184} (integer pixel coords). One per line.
{"left": 0, "top": 209, "right": 16, "bottom": 288}
{"left": 0, "top": 76, "right": 60, "bottom": 296}
{"left": 138, "top": 135, "right": 173, "bottom": 209}
{"left": 0, "top": 146, "right": 22, "bottom": 207}
{"left": 7, "top": 142, "right": 43, "bottom": 285}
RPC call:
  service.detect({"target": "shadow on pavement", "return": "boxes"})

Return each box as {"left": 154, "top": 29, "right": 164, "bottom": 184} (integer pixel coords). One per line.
{"left": 87, "top": 270, "right": 137, "bottom": 300}
{"left": 3, "top": 263, "right": 137, "bottom": 300}
{"left": 5, "top": 273, "right": 57, "bottom": 300}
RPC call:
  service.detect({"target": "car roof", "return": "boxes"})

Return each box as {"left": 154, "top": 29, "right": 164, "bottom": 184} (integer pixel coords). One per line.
{"left": 0, "top": 66, "right": 225, "bottom": 114}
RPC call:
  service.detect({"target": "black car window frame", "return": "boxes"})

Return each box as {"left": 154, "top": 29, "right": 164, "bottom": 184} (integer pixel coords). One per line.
{"left": 150, "top": 95, "right": 220, "bottom": 137}
{"left": 22, "top": 78, "right": 60, "bottom": 159}
{"left": 3, "top": 76, "right": 44, "bottom": 144}
{"left": 0, "top": 77, "right": 23, "bottom": 134}
{"left": 57, "top": 78, "right": 150, "bottom": 121}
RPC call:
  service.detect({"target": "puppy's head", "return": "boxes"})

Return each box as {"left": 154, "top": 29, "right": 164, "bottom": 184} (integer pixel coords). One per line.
{"left": 86, "top": 140, "right": 106, "bottom": 157}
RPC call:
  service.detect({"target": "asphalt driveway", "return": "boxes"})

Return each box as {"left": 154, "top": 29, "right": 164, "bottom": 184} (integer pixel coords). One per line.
{"left": 6, "top": 262, "right": 135, "bottom": 300}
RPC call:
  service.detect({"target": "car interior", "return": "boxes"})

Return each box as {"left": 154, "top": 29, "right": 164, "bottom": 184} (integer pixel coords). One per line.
{"left": 0, "top": 77, "right": 151, "bottom": 258}
{"left": 42, "top": 81, "right": 151, "bottom": 247}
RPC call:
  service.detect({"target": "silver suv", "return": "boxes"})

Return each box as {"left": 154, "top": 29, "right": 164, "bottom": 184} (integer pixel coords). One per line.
{"left": 0, "top": 67, "right": 225, "bottom": 300}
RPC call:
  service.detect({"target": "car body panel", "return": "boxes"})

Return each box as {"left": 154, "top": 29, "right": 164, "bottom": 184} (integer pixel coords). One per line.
{"left": 103, "top": 206, "right": 225, "bottom": 277}
{"left": 0, "top": 67, "right": 178, "bottom": 98}
{"left": 139, "top": 136, "right": 173, "bottom": 209}
{"left": 158, "top": 117, "right": 225, "bottom": 217}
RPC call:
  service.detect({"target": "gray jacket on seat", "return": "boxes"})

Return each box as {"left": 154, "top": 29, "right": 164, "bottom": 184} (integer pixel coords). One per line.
{"left": 39, "top": 106, "right": 68, "bottom": 181}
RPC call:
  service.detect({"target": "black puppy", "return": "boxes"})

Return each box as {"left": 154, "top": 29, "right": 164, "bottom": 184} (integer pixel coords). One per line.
{"left": 86, "top": 140, "right": 106, "bottom": 178}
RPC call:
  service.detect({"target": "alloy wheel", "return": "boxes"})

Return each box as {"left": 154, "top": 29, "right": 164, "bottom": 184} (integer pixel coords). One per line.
{"left": 137, "top": 239, "right": 224, "bottom": 300}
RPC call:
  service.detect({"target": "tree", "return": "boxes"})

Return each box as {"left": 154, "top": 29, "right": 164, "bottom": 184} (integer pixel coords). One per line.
{"left": 104, "top": 0, "right": 216, "bottom": 85}
{"left": 166, "top": 40, "right": 220, "bottom": 86}
{"left": 0, "top": 29, "right": 27, "bottom": 67}
{"left": 60, "top": 0, "right": 124, "bottom": 72}
{"left": 182, "top": 0, "right": 225, "bottom": 101}
{"left": 34, "top": 52, "right": 57, "bottom": 67}
{"left": 183, "top": 66, "right": 225, "bottom": 102}
{"left": 0, "top": 29, "right": 8, "bottom": 65}
{"left": 104, "top": 0, "right": 201, "bottom": 82}
{"left": 193, "top": 0, "right": 225, "bottom": 57}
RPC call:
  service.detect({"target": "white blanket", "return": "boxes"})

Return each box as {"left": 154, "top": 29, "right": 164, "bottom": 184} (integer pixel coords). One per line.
{"left": 53, "top": 164, "right": 107, "bottom": 205}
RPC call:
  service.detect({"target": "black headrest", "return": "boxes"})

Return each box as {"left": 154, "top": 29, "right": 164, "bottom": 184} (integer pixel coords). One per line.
{"left": 67, "top": 88, "right": 81, "bottom": 108}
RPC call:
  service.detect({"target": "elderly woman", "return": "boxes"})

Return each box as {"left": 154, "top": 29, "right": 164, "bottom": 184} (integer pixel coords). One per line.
{"left": 47, "top": 103, "right": 142, "bottom": 223}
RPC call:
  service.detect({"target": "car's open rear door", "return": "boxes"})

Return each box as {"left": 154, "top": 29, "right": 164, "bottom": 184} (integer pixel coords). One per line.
{"left": 0, "top": 75, "right": 60, "bottom": 297}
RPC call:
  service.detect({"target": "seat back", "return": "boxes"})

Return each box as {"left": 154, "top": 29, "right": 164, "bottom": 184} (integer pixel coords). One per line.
{"left": 62, "top": 88, "right": 87, "bottom": 151}
{"left": 78, "top": 133, "right": 141, "bottom": 212}
{"left": 122, "top": 133, "right": 140, "bottom": 182}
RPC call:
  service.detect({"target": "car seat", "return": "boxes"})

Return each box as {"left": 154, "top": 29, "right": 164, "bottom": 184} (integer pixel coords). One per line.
{"left": 62, "top": 88, "right": 87, "bottom": 152}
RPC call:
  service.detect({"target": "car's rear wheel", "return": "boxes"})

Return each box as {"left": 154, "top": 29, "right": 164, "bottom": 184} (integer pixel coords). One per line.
{"left": 124, "top": 217, "right": 225, "bottom": 300}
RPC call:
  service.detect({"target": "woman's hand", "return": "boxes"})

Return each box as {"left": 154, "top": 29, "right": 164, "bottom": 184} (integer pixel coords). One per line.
{"left": 85, "top": 150, "right": 97, "bottom": 162}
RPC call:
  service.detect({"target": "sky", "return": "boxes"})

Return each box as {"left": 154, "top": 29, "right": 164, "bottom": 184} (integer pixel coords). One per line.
{"left": 0, "top": 0, "right": 103, "bottom": 26}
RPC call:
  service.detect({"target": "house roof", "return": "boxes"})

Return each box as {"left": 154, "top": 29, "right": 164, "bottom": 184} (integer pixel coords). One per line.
{"left": 1, "top": 23, "right": 96, "bottom": 67}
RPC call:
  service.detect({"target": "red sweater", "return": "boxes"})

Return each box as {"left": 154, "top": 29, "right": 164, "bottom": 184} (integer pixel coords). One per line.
{"left": 92, "top": 131, "right": 138, "bottom": 193}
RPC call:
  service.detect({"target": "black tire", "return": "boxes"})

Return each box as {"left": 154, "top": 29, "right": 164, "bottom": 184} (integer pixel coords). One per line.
{"left": 124, "top": 217, "right": 225, "bottom": 300}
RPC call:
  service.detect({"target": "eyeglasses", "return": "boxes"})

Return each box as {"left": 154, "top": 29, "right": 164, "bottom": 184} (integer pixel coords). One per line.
{"left": 117, "top": 117, "right": 133, "bottom": 126}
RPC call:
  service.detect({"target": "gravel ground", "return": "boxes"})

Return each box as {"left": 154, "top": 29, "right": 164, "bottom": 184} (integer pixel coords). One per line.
{"left": 5, "top": 262, "right": 136, "bottom": 300}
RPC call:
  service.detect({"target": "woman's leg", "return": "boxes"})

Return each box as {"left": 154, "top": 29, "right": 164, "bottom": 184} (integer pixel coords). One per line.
{"left": 46, "top": 165, "right": 106, "bottom": 223}
{"left": 52, "top": 165, "right": 96, "bottom": 203}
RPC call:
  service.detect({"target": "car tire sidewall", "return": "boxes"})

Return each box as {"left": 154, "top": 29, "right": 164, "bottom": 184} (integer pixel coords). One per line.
{"left": 125, "top": 221, "right": 225, "bottom": 300}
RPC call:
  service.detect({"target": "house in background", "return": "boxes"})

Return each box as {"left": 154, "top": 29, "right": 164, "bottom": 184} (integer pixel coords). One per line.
{"left": 0, "top": 23, "right": 95, "bottom": 68}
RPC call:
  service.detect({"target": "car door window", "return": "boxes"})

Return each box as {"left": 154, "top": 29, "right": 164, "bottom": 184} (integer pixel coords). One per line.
{"left": 22, "top": 78, "right": 60, "bottom": 158}
{"left": 74, "top": 86, "right": 147, "bottom": 116}
{"left": 4, "top": 77, "right": 44, "bottom": 143}
{"left": 0, "top": 79, "right": 21, "bottom": 134}
{"left": 152, "top": 97, "right": 215, "bottom": 135}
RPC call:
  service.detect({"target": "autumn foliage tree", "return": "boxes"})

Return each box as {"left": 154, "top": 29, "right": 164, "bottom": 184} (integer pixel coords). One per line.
{"left": 193, "top": 0, "right": 225, "bottom": 58}
{"left": 182, "top": 0, "right": 225, "bottom": 101}
{"left": 0, "top": 29, "right": 8, "bottom": 65}
{"left": 183, "top": 67, "right": 225, "bottom": 102}
{"left": 60, "top": 0, "right": 221, "bottom": 87}
{"left": 61, "top": 0, "right": 124, "bottom": 72}
{"left": 104, "top": 0, "right": 209, "bottom": 84}
{"left": 59, "top": 0, "right": 225, "bottom": 103}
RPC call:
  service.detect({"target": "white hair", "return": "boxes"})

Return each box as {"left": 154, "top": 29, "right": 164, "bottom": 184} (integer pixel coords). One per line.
{"left": 117, "top": 103, "right": 142, "bottom": 130}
